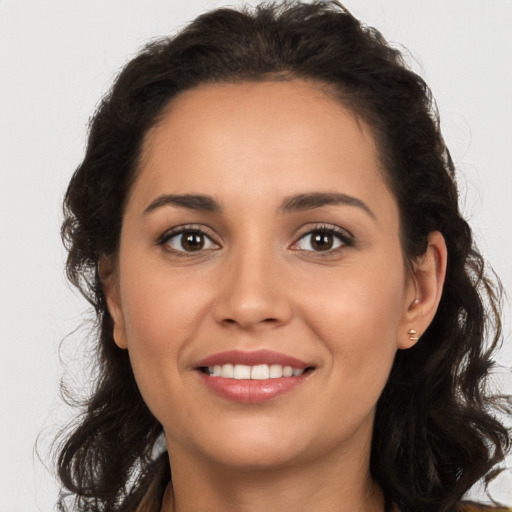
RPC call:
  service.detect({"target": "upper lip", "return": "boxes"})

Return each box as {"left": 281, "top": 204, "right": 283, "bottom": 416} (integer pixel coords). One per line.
{"left": 194, "top": 349, "right": 312, "bottom": 369}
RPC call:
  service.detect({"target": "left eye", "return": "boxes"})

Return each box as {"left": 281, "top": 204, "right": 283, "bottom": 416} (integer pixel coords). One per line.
{"left": 164, "top": 230, "right": 219, "bottom": 253}
{"left": 295, "top": 229, "right": 347, "bottom": 252}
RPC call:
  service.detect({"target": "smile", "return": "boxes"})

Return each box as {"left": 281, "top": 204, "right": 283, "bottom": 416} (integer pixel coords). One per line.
{"left": 201, "top": 364, "right": 307, "bottom": 379}
{"left": 194, "top": 350, "right": 316, "bottom": 403}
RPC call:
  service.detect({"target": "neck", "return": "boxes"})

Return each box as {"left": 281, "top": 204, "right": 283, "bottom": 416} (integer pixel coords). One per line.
{"left": 160, "top": 433, "right": 384, "bottom": 512}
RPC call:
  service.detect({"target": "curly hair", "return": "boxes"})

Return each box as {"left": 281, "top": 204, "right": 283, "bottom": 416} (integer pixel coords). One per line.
{"left": 56, "top": 1, "right": 511, "bottom": 511}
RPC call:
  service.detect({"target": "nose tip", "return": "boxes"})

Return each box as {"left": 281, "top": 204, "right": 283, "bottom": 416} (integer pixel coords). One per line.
{"left": 219, "top": 305, "right": 283, "bottom": 330}
{"left": 213, "top": 259, "right": 292, "bottom": 331}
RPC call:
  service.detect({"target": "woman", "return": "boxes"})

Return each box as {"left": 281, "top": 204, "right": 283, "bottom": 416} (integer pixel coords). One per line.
{"left": 56, "top": 1, "right": 511, "bottom": 511}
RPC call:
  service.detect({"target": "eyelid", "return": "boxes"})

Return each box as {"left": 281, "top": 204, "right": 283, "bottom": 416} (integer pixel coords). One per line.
{"left": 290, "top": 223, "right": 354, "bottom": 252}
{"left": 156, "top": 223, "right": 353, "bottom": 255}
{"left": 157, "top": 224, "right": 222, "bottom": 252}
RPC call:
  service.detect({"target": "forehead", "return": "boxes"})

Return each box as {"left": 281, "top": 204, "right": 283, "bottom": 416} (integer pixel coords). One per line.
{"left": 132, "top": 80, "right": 395, "bottom": 223}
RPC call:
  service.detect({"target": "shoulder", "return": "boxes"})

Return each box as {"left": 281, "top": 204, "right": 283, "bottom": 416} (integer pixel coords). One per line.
{"left": 458, "top": 502, "right": 512, "bottom": 512}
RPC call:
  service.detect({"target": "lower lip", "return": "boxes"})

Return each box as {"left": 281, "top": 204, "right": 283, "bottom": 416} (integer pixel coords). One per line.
{"left": 197, "top": 371, "right": 311, "bottom": 404}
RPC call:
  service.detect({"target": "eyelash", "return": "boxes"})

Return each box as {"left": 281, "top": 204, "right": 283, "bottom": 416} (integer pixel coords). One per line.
{"left": 157, "top": 224, "right": 354, "bottom": 256}
{"left": 292, "top": 224, "right": 354, "bottom": 256}
{"left": 157, "top": 225, "right": 221, "bottom": 257}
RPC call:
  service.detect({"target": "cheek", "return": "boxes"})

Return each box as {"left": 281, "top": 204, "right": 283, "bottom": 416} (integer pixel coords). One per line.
{"left": 121, "top": 261, "right": 210, "bottom": 347}
{"left": 295, "top": 254, "right": 406, "bottom": 381}
{"left": 299, "top": 253, "right": 405, "bottom": 329}
{"left": 118, "top": 265, "right": 212, "bottom": 415}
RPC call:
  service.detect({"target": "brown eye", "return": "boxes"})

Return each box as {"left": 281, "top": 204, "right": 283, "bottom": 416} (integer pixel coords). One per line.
{"left": 182, "top": 232, "right": 205, "bottom": 251}
{"left": 295, "top": 228, "right": 348, "bottom": 252}
{"left": 164, "top": 229, "right": 219, "bottom": 253}
{"left": 311, "top": 232, "right": 334, "bottom": 251}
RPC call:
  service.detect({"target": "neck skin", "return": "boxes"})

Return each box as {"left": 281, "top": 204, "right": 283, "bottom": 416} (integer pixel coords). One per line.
{"left": 160, "top": 419, "right": 384, "bottom": 512}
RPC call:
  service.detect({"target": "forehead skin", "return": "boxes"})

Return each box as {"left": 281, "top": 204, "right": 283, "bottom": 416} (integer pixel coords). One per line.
{"left": 133, "top": 80, "right": 395, "bottom": 232}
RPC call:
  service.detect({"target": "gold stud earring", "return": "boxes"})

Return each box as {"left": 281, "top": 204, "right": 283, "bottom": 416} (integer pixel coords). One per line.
{"left": 408, "top": 329, "right": 419, "bottom": 342}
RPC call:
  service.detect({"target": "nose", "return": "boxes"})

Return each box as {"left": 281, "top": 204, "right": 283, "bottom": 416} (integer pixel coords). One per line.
{"left": 213, "top": 245, "right": 293, "bottom": 331}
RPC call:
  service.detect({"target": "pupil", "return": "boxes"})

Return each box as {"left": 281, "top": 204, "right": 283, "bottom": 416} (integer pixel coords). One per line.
{"left": 182, "top": 233, "right": 204, "bottom": 251}
{"left": 312, "top": 232, "right": 333, "bottom": 251}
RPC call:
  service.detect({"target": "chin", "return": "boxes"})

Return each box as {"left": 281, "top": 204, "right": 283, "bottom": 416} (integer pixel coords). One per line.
{"left": 167, "top": 415, "right": 315, "bottom": 470}
{"left": 202, "top": 437, "right": 306, "bottom": 470}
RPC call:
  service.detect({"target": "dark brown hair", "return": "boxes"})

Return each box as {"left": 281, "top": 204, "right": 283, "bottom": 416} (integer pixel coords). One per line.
{"left": 56, "top": 2, "right": 511, "bottom": 511}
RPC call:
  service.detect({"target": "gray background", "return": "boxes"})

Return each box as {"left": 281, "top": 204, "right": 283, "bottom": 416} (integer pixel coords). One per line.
{"left": 1, "top": 0, "right": 511, "bottom": 510}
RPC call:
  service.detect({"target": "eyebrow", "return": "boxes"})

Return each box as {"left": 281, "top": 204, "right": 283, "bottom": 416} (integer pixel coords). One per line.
{"left": 143, "top": 191, "right": 375, "bottom": 219}
{"left": 143, "top": 194, "right": 221, "bottom": 215}
{"left": 279, "top": 192, "right": 376, "bottom": 219}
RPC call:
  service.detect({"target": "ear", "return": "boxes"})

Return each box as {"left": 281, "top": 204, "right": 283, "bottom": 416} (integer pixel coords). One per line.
{"left": 398, "top": 231, "right": 447, "bottom": 349}
{"left": 99, "top": 257, "right": 128, "bottom": 350}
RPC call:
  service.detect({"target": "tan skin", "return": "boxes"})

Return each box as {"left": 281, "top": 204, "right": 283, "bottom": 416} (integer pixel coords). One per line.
{"left": 104, "top": 80, "right": 447, "bottom": 512}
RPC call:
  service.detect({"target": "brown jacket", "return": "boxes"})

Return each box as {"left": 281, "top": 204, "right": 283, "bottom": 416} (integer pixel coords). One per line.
{"left": 458, "top": 503, "right": 512, "bottom": 512}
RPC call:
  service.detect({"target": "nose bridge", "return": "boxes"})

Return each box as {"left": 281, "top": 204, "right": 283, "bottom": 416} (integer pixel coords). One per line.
{"left": 213, "top": 232, "right": 291, "bottom": 329}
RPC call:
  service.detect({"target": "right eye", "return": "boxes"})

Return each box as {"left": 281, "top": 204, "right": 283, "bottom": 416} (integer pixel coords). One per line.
{"left": 160, "top": 229, "right": 220, "bottom": 254}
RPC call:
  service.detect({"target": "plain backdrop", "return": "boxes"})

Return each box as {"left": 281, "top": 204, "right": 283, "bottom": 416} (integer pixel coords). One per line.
{"left": 1, "top": 0, "right": 511, "bottom": 510}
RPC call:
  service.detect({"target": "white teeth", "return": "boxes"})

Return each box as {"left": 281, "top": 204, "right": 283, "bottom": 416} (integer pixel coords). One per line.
{"left": 205, "top": 363, "right": 307, "bottom": 379}
{"left": 233, "top": 364, "right": 251, "bottom": 379}
{"left": 220, "top": 363, "right": 234, "bottom": 378}
{"left": 269, "top": 364, "right": 283, "bottom": 378}
{"left": 251, "top": 364, "right": 270, "bottom": 380}
{"left": 282, "top": 366, "right": 293, "bottom": 377}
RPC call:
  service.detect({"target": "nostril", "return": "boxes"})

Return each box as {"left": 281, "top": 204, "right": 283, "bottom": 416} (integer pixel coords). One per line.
{"left": 221, "top": 317, "right": 278, "bottom": 326}
{"left": 214, "top": 291, "right": 293, "bottom": 329}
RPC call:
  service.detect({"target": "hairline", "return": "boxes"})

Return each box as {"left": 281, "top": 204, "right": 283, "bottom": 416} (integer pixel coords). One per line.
{"left": 126, "top": 75, "right": 413, "bottom": 270}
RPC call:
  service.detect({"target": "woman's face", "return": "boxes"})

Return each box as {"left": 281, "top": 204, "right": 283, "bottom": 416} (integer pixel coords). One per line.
{"left": 107, "top": 80, "right": 419, "bottom": 471}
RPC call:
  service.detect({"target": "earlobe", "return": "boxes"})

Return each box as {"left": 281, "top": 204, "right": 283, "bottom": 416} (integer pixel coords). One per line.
{"left": 399, "top": 231, "right": 447, "bottom": 349}
{"left": 99, "top": 258, "right": 128, "bottom": 350}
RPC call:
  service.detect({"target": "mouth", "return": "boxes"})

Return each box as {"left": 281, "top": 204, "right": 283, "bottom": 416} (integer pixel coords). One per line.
{"left": 198, "top": 363, "right": 314, "bottom": 379}
{"left": 194, "top": 350, "right": 316, "bottom": 403}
